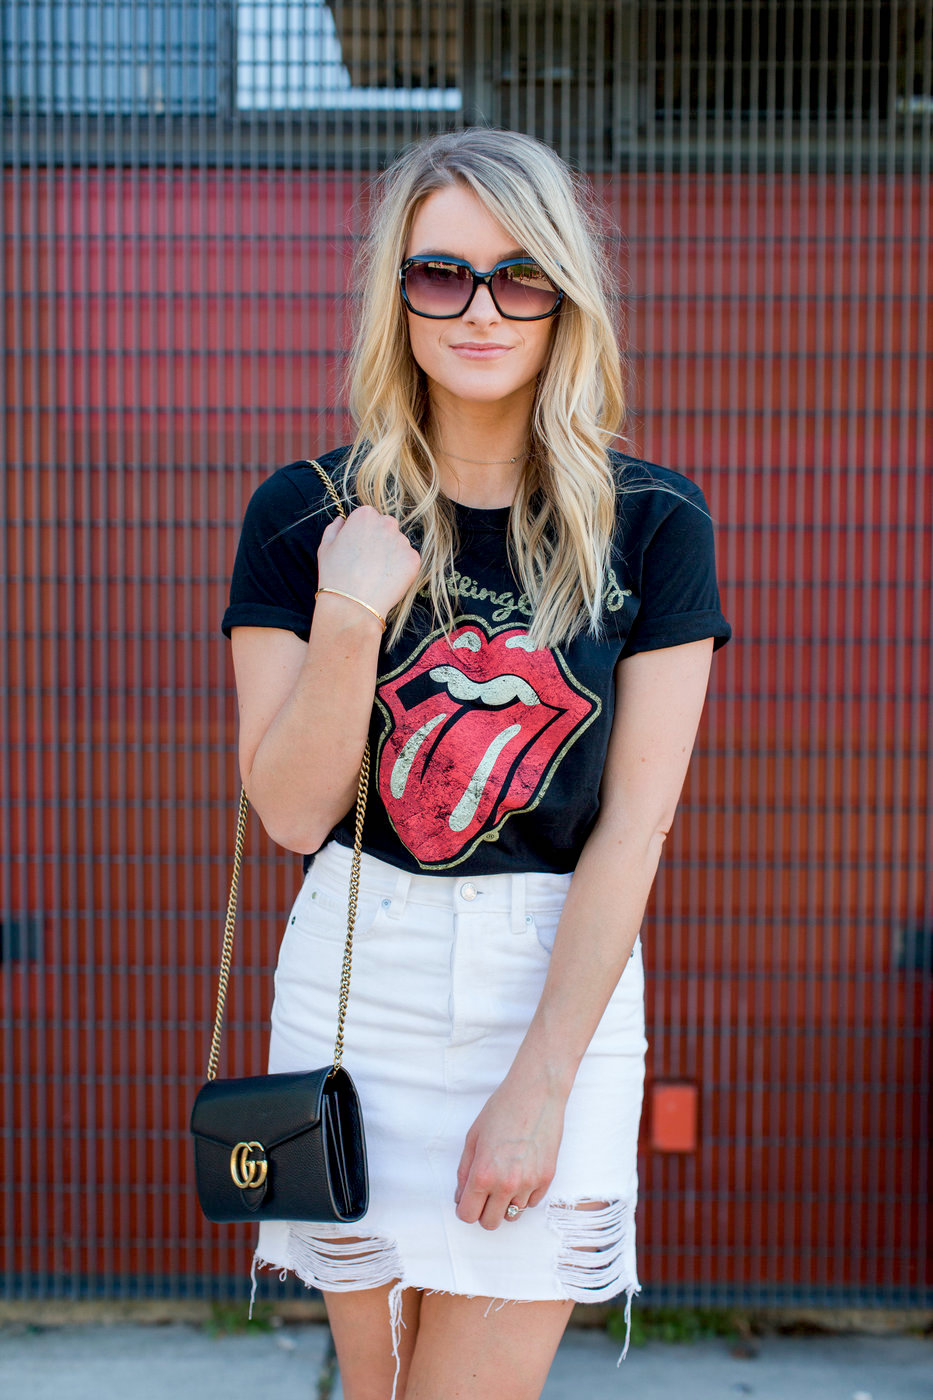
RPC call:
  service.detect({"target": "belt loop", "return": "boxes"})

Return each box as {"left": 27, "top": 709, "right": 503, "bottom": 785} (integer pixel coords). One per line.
{"left": 386, "top": 869, "right": 411, "bottom": 919}
{"left": 510, "top": 873, "right": 526, "bottom": 934}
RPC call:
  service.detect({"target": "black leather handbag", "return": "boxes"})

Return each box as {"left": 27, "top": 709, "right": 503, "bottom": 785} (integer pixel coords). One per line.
{"left": 190, "top": 461, "right": 370, "bottom": 1225}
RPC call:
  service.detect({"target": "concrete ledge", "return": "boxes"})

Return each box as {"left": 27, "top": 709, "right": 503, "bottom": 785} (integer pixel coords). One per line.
{"left": 0, "top": 1298, "right": 328, "bottom": 1326}
{"left": 0, "top": 1298, "right": 930, "bottom": 1336}
{"left": 578, "top": 1303, "right": 933, "bottom": 1335}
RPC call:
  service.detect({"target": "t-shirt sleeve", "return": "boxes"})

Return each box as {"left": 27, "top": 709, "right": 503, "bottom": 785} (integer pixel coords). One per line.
{"left": 621, "top": 481, "right": 731, "bottom": 656}
{"left": 221, "top": 467, "right": 332, "bottom": 641}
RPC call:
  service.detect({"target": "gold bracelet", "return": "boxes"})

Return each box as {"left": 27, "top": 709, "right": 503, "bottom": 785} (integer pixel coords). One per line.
{"left": 314, "top": 587, "right": 387, "bottom": 633}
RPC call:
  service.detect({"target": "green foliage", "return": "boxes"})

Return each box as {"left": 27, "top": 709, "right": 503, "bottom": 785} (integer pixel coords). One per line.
{"left": 608, "top": 1304, "right": 745, "bottom": 1347}
{"left": 204, "top": 1300, "right": 275, "bottom": 1337}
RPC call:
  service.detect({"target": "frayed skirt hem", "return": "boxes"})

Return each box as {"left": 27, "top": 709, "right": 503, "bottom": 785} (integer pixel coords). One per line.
{"left": 249, "top": 1241, "right": 640, "bottom": 1400}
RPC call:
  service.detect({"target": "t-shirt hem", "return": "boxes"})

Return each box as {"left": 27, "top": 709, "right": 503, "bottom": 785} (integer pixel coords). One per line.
{"left": 305, "top": 832, "right": 580, "bottom": 879}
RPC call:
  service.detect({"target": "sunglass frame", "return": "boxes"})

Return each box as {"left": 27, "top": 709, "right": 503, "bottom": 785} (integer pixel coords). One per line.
{"left": 398, "top": 254, "right": 564, "bottom": 321}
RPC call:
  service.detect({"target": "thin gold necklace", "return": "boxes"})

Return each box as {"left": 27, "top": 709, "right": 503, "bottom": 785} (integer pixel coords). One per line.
{"left": 438, "top": 448, "right": 528, "bottom": 466}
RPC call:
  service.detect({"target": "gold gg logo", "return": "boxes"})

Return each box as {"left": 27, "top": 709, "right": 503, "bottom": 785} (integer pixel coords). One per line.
{"left": 229, "top": 1141, "right": 268, "bottom": 1189}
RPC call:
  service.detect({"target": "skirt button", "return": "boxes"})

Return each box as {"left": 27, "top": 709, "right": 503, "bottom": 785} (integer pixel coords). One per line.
{"left": 460, "top": 882, "right": 478, "bottom": 901}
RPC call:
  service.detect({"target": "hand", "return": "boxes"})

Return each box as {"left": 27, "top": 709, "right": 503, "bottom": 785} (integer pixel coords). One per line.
{"left": 454, "top": 1077, "right": 566, "bottom": 1230}
{"left": 316, "top": 507, "right": 421, "bottom": 622}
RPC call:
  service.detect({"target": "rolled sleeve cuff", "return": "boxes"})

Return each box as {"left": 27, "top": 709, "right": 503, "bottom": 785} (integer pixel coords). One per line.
{"left": 623, "top": 609, "right": 732, "bottom": 657}
{"left": 221, "top": 602, "right": 312, "bottom": 641}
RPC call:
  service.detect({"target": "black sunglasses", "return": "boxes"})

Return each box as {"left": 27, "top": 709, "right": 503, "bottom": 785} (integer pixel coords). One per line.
{"left": 399, "top": 254, "right": 564, "bottom": 321}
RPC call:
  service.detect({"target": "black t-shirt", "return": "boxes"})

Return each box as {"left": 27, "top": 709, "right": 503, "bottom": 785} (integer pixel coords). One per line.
{"left": 222, "top": 446, "right": 731, "bottom": 876}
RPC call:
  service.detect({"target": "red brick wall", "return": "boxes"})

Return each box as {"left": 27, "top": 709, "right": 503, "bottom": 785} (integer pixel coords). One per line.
{"left": 3, "top": 169, "right": 929, "bottom": 1302}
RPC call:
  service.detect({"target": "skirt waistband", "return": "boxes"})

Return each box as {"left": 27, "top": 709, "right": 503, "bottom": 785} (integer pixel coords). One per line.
{"left": 307, "top": 839, "right": 572, "bottom": 934}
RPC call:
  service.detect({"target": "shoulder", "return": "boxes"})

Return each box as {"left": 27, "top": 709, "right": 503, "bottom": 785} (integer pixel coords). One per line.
{"left": 609, "top": 449, "right": 711, "bottom": 515}
{"left": 224, "top": 448, "right": 354, "bottom": 640}
{"left": 609, "top": 449, "right": 713, "bottom": 545}
{"left": 251, "top": 446, "right": 352, "bottom": 511}
{"left": 605, "top": 451, "right": 731, "bottom": 653}
{"left": 241, "top": 447, "right": 354, "bottom": 537}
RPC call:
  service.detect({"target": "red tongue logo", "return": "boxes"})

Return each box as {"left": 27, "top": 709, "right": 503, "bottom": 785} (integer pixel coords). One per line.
{"left": 375, "top": 619, "right": 599, "bottom": 868}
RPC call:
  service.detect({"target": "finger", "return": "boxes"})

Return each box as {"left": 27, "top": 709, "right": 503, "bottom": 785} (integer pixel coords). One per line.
{"left": 455, "top": 1124, "right": 479, "bottom": 1207}
{"left": 455, "top": 1154, "right": 472, "bottom": 1206}
{"left": 455, "top": 1183, "right": 489, "bottom": 1226}
{"left": 343, "top": 504, "right": 390, "bottom": 533}
{"left": 477, "top": 1190, "right": 516, "bottom": 1231}
{"left": 320, "top": 515, "right": 344, "bottom": 539}
{"left": 526, "top": 1184, "right": 550, "bottom": 1209}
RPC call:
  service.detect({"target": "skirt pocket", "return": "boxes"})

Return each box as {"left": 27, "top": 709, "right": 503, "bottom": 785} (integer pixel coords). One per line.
{"left": 527, "top": 906, "right": 567, "bottom": 956}
{"left": 288, "top": 873, "right": 389, "bottom": 946}
{"left": 527, "top": 908, "right": 646, "bottom": 1055}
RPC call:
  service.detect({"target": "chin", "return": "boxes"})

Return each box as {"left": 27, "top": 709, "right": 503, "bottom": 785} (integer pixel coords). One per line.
{"left": 430, "top": 372, "right": 540, "bottom": 407}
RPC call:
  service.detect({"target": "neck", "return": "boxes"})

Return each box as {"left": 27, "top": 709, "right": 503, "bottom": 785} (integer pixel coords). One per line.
{"left": 427, "top": 387, "right": 533, "bottom": 509}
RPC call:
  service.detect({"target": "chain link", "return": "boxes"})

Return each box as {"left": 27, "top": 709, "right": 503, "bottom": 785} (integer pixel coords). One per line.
{"left": 205, "top": 460, "right": 369, "bottom": 1081}
{"left": 206, "top": 786, "right": 250, "bottom": 1081}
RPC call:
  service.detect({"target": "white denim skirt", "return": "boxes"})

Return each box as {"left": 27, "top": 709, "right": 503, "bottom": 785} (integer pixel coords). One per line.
{"left": 254, "top": 838, "right": 647, "bottom": 1349}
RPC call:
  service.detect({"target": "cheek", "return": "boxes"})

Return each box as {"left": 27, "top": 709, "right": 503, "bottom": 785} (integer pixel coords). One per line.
{"left": 521, "top": 323, "right": 556, "bottom": 377}
{"left": 406, "top": 319, "right": 443, "bottom": 376}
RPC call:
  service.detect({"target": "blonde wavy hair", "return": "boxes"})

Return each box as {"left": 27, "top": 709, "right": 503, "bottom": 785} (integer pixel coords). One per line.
{"left": 342, "top": 127, "right": 625, "bottom": 651}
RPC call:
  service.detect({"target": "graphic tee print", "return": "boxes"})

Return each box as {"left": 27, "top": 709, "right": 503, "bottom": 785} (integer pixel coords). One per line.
{"left": 222, "top": 447, "right": 731, "bottom": 876}
{"left": 375, "top": 618, "right": 600, "bottom": 870}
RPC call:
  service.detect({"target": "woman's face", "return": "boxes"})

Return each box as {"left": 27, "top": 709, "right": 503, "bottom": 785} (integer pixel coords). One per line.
{"left": 402, "top": 184, "right": 557, "bottom": 414}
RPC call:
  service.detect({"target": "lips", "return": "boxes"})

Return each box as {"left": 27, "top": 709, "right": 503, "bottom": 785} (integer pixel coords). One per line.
{"left": 375, "top": 620, "right": 598, "bottom": 867}
{"left": 449, "top": 343, "right": 512, "bottom": 360}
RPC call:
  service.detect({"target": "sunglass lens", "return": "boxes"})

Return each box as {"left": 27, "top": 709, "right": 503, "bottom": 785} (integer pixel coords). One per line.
{"left": 491, "top": 262, "right": 560, "bottom": 317}
{"left": 404, "top": 260, "right": 472, "bottom": 315}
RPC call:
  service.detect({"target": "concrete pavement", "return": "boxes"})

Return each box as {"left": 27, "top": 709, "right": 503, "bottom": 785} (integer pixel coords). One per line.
{"left": 0, "top": 1320, "right": 930, "bottom": 1399}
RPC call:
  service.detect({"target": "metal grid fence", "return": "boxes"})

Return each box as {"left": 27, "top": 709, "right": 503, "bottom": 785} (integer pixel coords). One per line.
{"left": 1, "top": 1, "right": 930, "bottom": 1307}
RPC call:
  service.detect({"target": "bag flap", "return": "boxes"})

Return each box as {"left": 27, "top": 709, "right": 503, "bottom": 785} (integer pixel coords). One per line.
{"left": 190, "top": 1067, "right": 332, "bottom": 1150}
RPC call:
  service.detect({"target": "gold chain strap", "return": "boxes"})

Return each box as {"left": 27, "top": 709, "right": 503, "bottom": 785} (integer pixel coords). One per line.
{"left": 206, "top": 459, "right": 370, "bottom": 1081}
{"left": 206, "top": 785, "right": 250, "bottom": 1082}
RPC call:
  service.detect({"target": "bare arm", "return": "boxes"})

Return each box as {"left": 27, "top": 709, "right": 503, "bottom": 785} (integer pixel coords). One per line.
{"left": 455, "top": 636, "right": 716, "bottom": 1228}
{"left": 231, "top": 507, "right": 421, "bottom": 852}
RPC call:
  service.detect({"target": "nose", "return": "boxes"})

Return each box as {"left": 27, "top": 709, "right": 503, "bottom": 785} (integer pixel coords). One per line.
{"left": 463, "top": 279, "right": 500, "bottom": 322}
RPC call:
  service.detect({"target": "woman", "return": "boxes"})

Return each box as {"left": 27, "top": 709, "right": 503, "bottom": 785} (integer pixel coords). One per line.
{"left": 223, "top": 127, "right": 730, "bottom": 1400}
